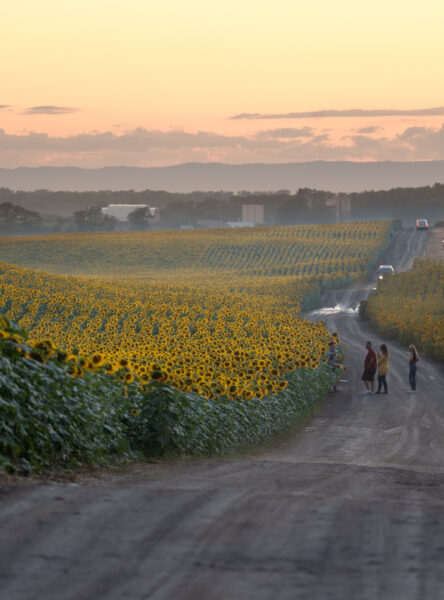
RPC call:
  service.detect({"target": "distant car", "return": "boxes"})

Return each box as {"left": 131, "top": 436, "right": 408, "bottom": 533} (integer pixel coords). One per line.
{"left": 416, "top": 219, "right": 429, "bottom": 230}
{"left": 377, "top": 265, "right": 395, "bottom": 280}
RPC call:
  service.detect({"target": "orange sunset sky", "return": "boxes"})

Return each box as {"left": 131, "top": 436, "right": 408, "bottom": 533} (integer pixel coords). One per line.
{"left": 2, "top": 0, "right": 444, "bottom": 167}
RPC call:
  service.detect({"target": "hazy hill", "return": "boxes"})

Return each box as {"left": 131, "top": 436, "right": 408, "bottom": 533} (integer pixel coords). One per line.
{"left": 1, "top": 161, "right": 444, "bottom": 193}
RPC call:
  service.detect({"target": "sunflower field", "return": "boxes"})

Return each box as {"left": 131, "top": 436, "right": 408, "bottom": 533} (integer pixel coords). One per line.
{"left": 0, "top": 314, "right": 336, "bottom": 472}
{"left": 0, "top": 221, "right": 392, "bottom": 400}
{"left": 361, "top": 258, "right": 444, "bottom": 362}
{"left": 0, "top": 220, "right": 393, "bottom": 470}
{"left": 0, "top": 220, "right": 390, "bottom": 278}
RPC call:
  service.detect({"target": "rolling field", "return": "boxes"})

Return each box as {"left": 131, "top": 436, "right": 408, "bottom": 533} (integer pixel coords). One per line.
{"left": 0, "top": 221, "right": 389, "bottom": 278}
{"left": 0, "top": 221, "right": 392, "bottom": 400}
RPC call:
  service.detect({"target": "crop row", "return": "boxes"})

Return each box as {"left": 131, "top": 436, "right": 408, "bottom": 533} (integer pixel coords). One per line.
{"left": 0, "top": 220, "right": 391, "bottom": 277}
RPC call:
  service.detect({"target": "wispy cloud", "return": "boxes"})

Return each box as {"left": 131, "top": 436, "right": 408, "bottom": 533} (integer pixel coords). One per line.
{"left": 0, "top": 105, "right": 10, "bottom": 110}
{"left": 230, "top": 107, "right": 444, "bottom": 120}
{"left": 356, "top": 126, "right": 381, "bottom": 134}
{"left": 256, "top": 127, "right": 314, "bottom": 139}
{"left": 23, "top": 105, "right": 80, "bottom": 115}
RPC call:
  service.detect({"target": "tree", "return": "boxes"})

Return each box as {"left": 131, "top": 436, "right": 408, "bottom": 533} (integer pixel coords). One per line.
{"left": 74, "top": 206, "right": 117, "bottom": 231}
{"left": 127, "top": 206, "right": 154, "bottom": 230}
{"left": 0, "top": 202, "right": 41, "bottom": 233}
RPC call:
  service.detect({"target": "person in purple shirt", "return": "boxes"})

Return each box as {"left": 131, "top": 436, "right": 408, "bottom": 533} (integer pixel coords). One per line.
{"left": 362, "top": 340, "right": 377, "bottom": 394}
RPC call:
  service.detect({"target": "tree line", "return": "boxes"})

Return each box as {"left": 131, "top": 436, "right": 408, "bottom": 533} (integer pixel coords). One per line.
{"left": 0, "top": 183, "right": 443, "bottom": 234}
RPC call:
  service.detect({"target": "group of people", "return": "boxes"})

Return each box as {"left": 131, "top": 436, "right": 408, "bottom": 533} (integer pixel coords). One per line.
{"left": 326, "top": 340, "right": 420, "bottom": 394}
{"left": 361, "top": 340, "right": 419, "bottom": 394}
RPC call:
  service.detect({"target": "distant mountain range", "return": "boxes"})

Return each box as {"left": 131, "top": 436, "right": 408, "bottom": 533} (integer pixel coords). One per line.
{"left": 1, "top": 161, "right": 444, "bottom": 193}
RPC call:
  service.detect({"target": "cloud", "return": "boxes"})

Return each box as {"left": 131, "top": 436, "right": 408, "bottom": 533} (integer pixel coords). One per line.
{"left": 0, "top": 105, "right": 10, "bottom": 109}
{"left": 0, "top": 128, "right": 260, "bottom": 152}
{"left": 395, "top": 124, "right": 444, "bottom": 155}
{"left": 356, "top": 126, "right": 381, "bottom": 134}
{"left": 256, "top": 127, "right": 314, "bottom": 139}
{"left": 397, "top": 126, "right": 432, "bottom": 141}
{"left": 230, "top": 107, "right": 444, "bottom": 120}
{"left": 1, "top": 123, "right": 444, "bottom": 167}
{"left": 23, "top": 105, "right": 79, "bottom": 115}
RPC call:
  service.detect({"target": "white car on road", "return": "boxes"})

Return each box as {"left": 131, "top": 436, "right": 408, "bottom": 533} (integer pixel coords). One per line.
{"left": 377, "top": 265, "right": 395, "bottom": 280}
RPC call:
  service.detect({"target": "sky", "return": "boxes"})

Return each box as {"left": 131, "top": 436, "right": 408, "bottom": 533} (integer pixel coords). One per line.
{"left": 2, "top": 0, "right": 444, "bottom": 167}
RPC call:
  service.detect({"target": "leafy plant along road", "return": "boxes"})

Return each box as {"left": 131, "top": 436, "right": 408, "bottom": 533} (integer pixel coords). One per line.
{"left": 1, "top": 229, "right": 443, "bottom": 600}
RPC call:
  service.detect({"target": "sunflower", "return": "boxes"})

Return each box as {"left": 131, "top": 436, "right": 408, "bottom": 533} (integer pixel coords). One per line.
{"left": 124, "top": 372, "right": 134, "bottom": 383}
{"left": 68, "top": 365, "right": 83, "bottom": 377}
{"left": 29, "top": 350, "right": 45, "bottom": 363}
{"left": 91, "top": 352, "right": 105, "bottom": 367}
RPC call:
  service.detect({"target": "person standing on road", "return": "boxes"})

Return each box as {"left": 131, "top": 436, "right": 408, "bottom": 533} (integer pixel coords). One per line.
{"left": 376, "top": 343, "right": 389, "bottom": 394}
{"left": 326, "top": 341, "right": 339, "bottom": 392}
{"left": 408, "top": 344, "right": 419, "bottom": 393}
{"left": 362, "top": 340, "right": 377, "bottom": 394}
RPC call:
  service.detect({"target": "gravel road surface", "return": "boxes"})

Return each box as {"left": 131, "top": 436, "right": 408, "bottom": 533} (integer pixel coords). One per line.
{"left": 1, "top": 228, "right": 443, "bottom": 600}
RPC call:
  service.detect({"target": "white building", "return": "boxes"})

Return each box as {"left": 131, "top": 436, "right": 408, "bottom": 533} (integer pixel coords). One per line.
{"left": 325, "top": 195, "right": 351, "bottom": 222}
{"left": 101, "top": 204, "right": 160, "bottom": 222}
{"left": 242, "top": 204, "right": 264, "bottom": 225}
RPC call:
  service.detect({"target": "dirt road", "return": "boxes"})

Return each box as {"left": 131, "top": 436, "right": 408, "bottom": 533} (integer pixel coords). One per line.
{"left": 1, "top": 229, "right": 443, "bottom": 600}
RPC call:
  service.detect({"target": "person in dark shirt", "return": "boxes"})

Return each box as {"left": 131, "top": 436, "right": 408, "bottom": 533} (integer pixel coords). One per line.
{"left": 362, "top": 340, "right": 377, "bottom": 394}
{"left": 407, "top": 344, "right": 419, "bottom": 392}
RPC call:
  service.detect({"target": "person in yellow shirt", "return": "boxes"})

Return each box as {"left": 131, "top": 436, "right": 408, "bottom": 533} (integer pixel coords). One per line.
{"left": 376, "top": 343, "right": 389, "bottom": 394}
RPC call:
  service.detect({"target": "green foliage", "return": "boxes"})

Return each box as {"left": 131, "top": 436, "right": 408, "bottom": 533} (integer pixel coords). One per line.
{"left": 132, "top": 365, "right": 333, "bottom": 457}
{"left": 0, "top": 314, "right": 336, "bottom": 473}
{"left": 0, "top": 316, "right": 141, "bottom": 473}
